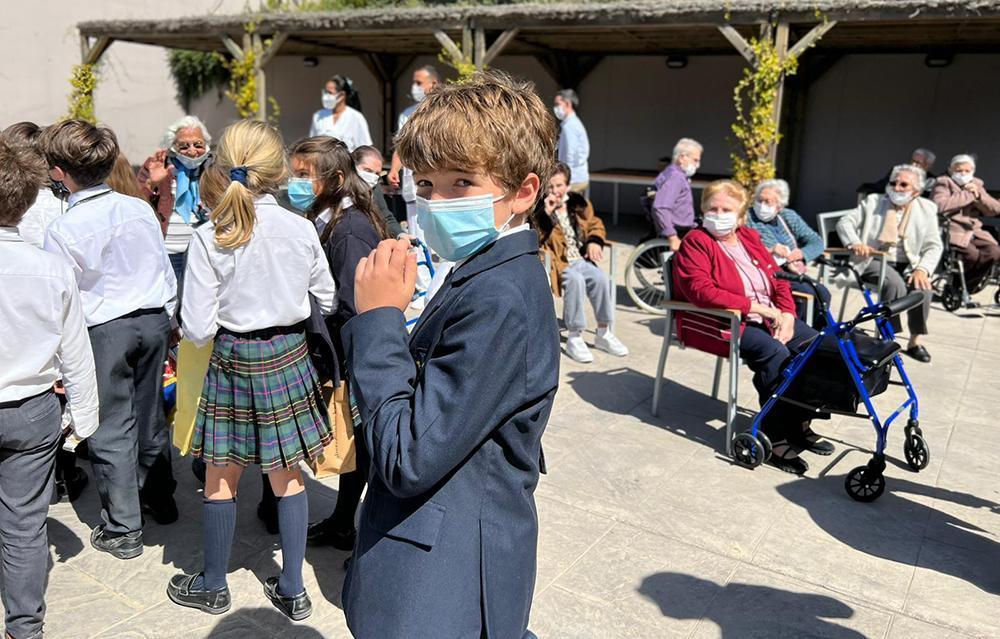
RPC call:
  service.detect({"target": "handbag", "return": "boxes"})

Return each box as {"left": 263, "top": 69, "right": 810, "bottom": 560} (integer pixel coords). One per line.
{"left": 309, "top": 380, "right": 359, "bottom": 478}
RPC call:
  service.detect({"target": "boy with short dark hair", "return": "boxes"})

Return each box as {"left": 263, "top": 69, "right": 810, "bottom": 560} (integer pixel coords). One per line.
{"left": 42, "top": 120, "right": 179, "bottom": 559}
{"left": 342, "top": 71, "right": 559, "bottom": 639}
{"left": 0, "top": 138, "right": 99, "bottom": 639}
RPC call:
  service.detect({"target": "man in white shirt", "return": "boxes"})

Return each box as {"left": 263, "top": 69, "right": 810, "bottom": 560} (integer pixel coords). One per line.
{"left": 2, "top": 122, "right": 67, "bottom": 248}
{"left": 42, "top": 120, "right": 178, "bottom": 560}
{"left": 554, "top": 89, "right": 591, "bottom": 194}
{"left": 0, "top": 139, "right": 99, "bottom": 639}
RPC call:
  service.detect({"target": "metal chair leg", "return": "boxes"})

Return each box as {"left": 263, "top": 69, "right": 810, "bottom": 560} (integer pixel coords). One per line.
{"left": 725, "top": 316, "right": 740, "bottom": 456}
{"left": 652, "top": 309, "right": 673, "bottom": 416}
{"left": 608, "top": 244, "right": 617, "bottom": 332}
{"left": 711, "top": 357, "right": 723, "bottom": 399}
{"left": 838, "top": 284, "right": 850, "bottom": 322}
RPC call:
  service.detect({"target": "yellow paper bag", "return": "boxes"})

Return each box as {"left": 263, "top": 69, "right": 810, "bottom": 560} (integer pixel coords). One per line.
{"left": 309, "top": 381, "right": 357, "bottom": 478}
{"left": 172, "top": 339, "right": 214, "bottom": 455}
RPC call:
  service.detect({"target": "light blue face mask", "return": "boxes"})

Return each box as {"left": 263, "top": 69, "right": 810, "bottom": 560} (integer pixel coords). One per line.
{"left": 416, "top": 192, "right": 511, "bottom": 261}
{"left": 287, "top": 178, "right": 316, "bottom": 212}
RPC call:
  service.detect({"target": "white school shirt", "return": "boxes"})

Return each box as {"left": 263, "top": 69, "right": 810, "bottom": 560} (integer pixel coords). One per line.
{"left": 309, "top": 106, "right": 373, "bottom": 151}
{"left": 181, "top": 194, "right": 337, "bottom": 347}
{"left": 17, "top": 188, "right": 65, "bottom": 248}
{"left": 0, "top": 227, "right": 100, "bottom": 438}
{"left": 397, "top": 104, "right": 418, "bottom": 202}
{"left": 43, "top": 185, "right": 178, "bottom": 327}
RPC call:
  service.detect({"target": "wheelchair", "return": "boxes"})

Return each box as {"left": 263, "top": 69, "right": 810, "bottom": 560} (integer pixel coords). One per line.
{"left": 623, "top": 189, "right": 673, "bottom": 313}
{"left": 730, "top": 258, "right": 928, "bottom": 502}
{"left": 933, "top": 212, "right": 1000, "bottom": 311}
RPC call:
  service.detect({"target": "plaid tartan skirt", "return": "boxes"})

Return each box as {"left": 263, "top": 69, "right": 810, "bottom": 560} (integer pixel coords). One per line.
{"left": 191, "top": 325, "right": 332, "bottom": 472}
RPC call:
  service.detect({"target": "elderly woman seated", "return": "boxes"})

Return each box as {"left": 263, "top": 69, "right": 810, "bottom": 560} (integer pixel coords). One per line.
{"left": 837, "top": 164, "right": 943, "bottom": 363}
{"left": 746, "top": 178, "right": 831, "bottom": 327}
{"left": 931, "top": 154, "right": 1000, "bottom": 292}
{"left": 673, "top": 180, "right": 833, "bottom": 475}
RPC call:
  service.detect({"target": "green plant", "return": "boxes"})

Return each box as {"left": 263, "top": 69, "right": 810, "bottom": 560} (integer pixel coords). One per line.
{"left": 66, "top": 63, "right": 99, "bottom": 123}
{"left": 168, "top": 50, "right": 230, "bottom": 110}
{"left": 437, "top": 50, "right": 479, "bottom": 82}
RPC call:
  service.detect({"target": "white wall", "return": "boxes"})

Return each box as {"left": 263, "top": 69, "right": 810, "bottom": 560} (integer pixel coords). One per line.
{"left": 0, "top": 0, "right": 245, "bottom": 162}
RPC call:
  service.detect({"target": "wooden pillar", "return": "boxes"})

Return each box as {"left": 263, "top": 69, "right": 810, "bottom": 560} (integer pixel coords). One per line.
{"left": 79, "top": 35, "right": 112, "bottom": 65}
{"left": 768, "top": 22, "right": 790, "bottom": 165}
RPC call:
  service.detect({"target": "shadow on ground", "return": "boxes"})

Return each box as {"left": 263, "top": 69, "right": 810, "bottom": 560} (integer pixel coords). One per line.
{"left": 207, "top": 607, "right": 326, "bottom": 637}
{"left": 639, "top": 572, "right": 866, "bottom": 638}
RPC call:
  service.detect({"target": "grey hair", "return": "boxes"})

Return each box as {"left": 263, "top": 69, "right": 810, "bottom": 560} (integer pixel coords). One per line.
{"left": 672, "top": 137, "right": 703, "bottom": 163}
{"left": 949, "top": 153, "right": 976, "bottom": 170}
{"left": 416, "top": 64, "right": 440, "bottom": 83}
{"left": 556, "top": 89, "right": 579, "bottom": 107}
{"left": 753, "top": 178, "right": 790, "bottom": 208}
{"left": 160, "top": 115, "right": 211, "bottom": 150}
{"left": 890, "top": 163, "right": 926, "bottom": 190}
{"left": 912, "top": 147, "right": 936, "bottom": 165}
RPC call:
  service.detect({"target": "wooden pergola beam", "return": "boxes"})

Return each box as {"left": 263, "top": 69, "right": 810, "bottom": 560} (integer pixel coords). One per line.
{"left": 434, "top": 30, "right": 464, "bottom": 65}
{"left": 482, "top": 28, "right": 519, "bottom": 66}
{"left": 717, "top": 25, "right": 755, "bottom": 64}
{"left": 788, "top": 20, "right": 839, "bottom": 58}
{"left": 259, "top": 31, "right": 287, "bottom": 67}
{"left": 473, "top": 26, "right": 486, "bottom": 70}
{"left": 219, "top": 33, "right": 244, "bottom": 60}
{"left": 80, "top": 35, "right": 112, "bottom": 65}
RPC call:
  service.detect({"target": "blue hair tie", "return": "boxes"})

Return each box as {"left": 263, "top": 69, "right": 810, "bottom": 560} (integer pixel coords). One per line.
{"left": 230, "top": 166, "right": 249, "bottom": 185}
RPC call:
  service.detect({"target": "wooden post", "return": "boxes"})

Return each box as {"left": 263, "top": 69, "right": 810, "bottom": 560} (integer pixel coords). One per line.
{"left": 79, "top": 35, "right": 112, "bottom": 65}
{"left": 473, "top": 26, "right": 486, "bottom": 71}
{"left": 768, "top": 22, "right": 790, "bottom": 165}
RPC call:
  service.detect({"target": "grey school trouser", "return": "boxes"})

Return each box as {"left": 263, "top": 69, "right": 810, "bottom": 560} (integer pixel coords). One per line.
{"left": 562, "top": 259, "right": 613, "bottom": 332}
{"left": 0, "top": 390, "right": 61, "bottom": 639}
{"left": 860, "top": 261, "right": 932, "bottom": 336}
{"left": 88, "top": 309, "right": 171, "bottom": 535}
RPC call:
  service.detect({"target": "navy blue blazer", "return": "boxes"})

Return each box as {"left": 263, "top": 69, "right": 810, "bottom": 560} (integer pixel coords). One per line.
{"left": 341, "top": 229, "right": 560, "bottom": 639}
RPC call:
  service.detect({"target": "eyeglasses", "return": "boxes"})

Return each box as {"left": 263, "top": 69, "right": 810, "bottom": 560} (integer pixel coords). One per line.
{"left": 888, "top": 181, "right": 913, "bottom": 189}
{"left": 175, "top": 141, "right": 207, "bottom": 151}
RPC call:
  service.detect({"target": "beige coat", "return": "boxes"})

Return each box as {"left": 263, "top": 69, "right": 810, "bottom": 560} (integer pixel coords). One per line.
{"left": 836, "top": 193, "right": 943, "bottom": 275}
{"left": 931, "top": 175, "right": 1000, "bottom": 248}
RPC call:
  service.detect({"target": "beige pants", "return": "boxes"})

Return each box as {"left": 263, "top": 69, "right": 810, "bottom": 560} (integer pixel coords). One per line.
{"left": 570, "top": 181, "right": 589, "bottom": 194}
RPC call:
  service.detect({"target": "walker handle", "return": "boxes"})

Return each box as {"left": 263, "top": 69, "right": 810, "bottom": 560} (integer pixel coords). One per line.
{"left": 774, "top": 270, "right": 808, "bottom": 284}
{"left": 882, "top": 291, "right": 925, "bottom": 318}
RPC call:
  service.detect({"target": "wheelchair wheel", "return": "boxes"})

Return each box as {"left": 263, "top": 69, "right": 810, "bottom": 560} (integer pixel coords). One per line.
{"left": 903, "top": 433, "right": 930, "bottom": 471}
{"left": 731, "top": 432, "right": 765, "bottom": 469}
{"left": 941, "top": 285, "right": 963, "bottom": 312}
{"left": 994, "top": 288, "right": 999, "bottom": 306}
{"left": 844, "top": 466, "right": 885, "bottom": 502}
{"left": 624, "top": 238, "right": 670, "bottom": 313}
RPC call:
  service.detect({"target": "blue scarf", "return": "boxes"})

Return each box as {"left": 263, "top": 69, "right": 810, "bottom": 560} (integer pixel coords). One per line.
{"left": 170, "top": 157, "right": 202, "bottom": 224}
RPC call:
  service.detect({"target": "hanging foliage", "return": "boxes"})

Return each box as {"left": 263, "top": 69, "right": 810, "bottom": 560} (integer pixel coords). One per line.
{"left": 168, "top": 50, "right": 230, "bottom": 110}
{"left": 66, "top": 63, "right": 99, "bottom": 123}
{"left": 438, "top": 50, "right": 479, "bottom": 82}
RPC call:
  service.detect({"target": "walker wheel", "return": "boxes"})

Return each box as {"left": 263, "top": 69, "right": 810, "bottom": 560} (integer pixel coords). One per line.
{"left": 994, "top": 288, "right": 999, "bottom": 305}
{"left": 756, "top": 431, "right": 773, "bottom": 462}
{"left": 845, "top": 466, "right": 886, "bottom": 502}
{"left": 731, "top": 433, "right": 765, "bottom": 469}
{"left": 903, "top": 433, "right": 930, "bottom": 471}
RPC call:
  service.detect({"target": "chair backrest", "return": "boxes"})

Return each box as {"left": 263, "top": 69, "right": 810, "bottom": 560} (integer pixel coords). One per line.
{"left": 662, "top": 250, "right": 675, "bottom": 301}
{"left": 816, "top": 210, "right": 851, "bottom": 249}
{"left": 663, "top": 251, "right": 738, "bottom": 358}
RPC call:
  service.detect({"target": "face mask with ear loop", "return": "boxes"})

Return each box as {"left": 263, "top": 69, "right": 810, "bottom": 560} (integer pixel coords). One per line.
{"left": 416, "top": 192, "right": 513, "bottom": 261}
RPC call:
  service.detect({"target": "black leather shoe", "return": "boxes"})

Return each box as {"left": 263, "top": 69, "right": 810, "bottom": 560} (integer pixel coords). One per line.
{"left": 257, "top": 501, "right": 279, "bottom": 535}
{"left": 167, "top": 573, "right": 231, "bottom": 615}
{"left": 90, "top": 525, "right": 143, "bottom": 560}
{"left": 767, "top": 455, "right": 809, "bottom": 476}
{"left": 64, "top": 467, "right": 89, "bottom": 501}
{"left": 263, "top": 576, "right": 312, "bottom": 621}
{"left": 141, "top": 495, "right": 179, "bottom": 525}
{"left": 805, "top": 439, "right": 835, "bottom": 456}
{"left": 906, "top": 344, "right": 931, "bottom": 363}
{"left": 306, "top": 519, "right": 356, "bottom": 551}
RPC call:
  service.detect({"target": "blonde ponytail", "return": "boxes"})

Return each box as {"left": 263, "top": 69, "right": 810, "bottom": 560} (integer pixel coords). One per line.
{"left": 209, "top": 119, "right": 288, "bottom": 250}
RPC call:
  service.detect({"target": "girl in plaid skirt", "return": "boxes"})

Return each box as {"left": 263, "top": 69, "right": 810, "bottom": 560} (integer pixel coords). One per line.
{"left": 167, "top": 120, "right": 337, "bottom": 620}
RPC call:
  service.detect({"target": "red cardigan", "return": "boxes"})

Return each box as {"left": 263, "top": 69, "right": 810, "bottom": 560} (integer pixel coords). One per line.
{"left": 671, "top": 226, "right": 795, "bottom": 356}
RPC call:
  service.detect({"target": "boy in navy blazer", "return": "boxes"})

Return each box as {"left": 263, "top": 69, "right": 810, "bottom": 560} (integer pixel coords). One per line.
{"left": 341, "top": 71, "right": 560, "bottom": 638}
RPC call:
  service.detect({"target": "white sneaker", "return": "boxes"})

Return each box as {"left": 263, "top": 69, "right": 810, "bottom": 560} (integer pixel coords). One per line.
{"left": 565, "top": 334, "right": 594, "bottom": 363}
{"left": 410, "top": 295, "right": 426, "bottom": 311}
{"left": 595, "top": 330, "right": 629, "bottom": 357}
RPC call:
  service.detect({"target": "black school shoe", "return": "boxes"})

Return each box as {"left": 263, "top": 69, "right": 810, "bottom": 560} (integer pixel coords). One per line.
{"left": 263, "top": 577, "right": 312, "bottom": 621}
{"left": 51, "top": 468, "right": 89, "bottom": 505}
{"left": 90, "top": 525, "right": 143, "bottom": 560}
{"left": 306, "top": 518, "right": 356, "bottom": 551}
{"left": 906, "top": 344, "right": 931, "bottom": 363}
{"left": 140, "top": 495, "right": 179, "bottom": 525}
{"left": 167, "top": 573, "right": 231, "bottom": 615}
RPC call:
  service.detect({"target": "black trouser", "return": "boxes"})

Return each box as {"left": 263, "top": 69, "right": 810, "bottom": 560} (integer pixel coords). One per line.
{"left": 790, "top": 279, "right": 832, "bottom": 329}
{"left": 88, "top": 309, "right": 174, "bottom": 535}
{"left": 0, "top": 391, "right": 61, "bottom": 638}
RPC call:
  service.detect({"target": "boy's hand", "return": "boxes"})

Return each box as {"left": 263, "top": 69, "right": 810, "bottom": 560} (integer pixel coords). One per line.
{"left": 355, "top": 238, "right": 418, "bottom": 314}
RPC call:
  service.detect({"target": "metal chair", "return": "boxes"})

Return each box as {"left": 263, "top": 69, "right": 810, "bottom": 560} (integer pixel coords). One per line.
{"left": 816, "top": 210, "right": 887, "bottom": 321}
{"left": 651, "top": 252, "right": 741, "bottom": 455}
{"left": 543, "top": 242, "right": 617, "bottom": 331}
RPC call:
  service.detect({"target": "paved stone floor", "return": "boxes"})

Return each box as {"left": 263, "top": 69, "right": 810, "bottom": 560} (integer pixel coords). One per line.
{"left": 39, "top": 225, "right": 1000, "bottom": 638}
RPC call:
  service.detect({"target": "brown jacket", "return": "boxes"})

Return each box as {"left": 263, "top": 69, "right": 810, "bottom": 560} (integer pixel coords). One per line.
{"left": 931, "top": 175, "right": 1000, "bottom": 248}
{"left": 532, "top": 192, "right": 607, "bottom": 295}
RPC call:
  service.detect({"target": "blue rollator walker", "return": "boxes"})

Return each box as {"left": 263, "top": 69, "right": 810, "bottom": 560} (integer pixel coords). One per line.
{"left": 730, "top": 257, "right": 930, "bottom": 502}
{"left": 405, "top": 239, "right": 436, "bottom": 328}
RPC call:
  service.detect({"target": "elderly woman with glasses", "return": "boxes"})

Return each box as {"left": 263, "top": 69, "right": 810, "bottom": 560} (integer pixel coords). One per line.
{"left": 837, "top": 164, "right": 943, "bottom": 362}
{"left": 138, "top": 115, "right": 214, "bottom": 290}
{"left": 746, "top": 178, "right": 831, "bottom": 327}
{"left": 932, "top": 154, "right": 1000, "bottom": 292}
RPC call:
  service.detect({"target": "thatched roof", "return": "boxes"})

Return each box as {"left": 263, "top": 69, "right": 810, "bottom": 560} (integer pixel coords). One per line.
{"left": 79, "top": 1, "right": 1000, "bottom": 57}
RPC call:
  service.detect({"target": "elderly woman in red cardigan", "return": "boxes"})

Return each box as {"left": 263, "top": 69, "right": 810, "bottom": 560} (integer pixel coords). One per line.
{"left": 672, "top": 180, "right": 832, "bottom": 475}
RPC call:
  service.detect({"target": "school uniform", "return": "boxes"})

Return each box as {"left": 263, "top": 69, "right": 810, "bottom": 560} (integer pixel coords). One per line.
{"left": 1, "top": 226, "right": 99, "bottom": 638}
{"left": 341, "top": 227, "right": 560, "bottom": 638}
{"left": 44, "top": 184, "right": 177, "bottom": 537}
{"left": 182, "top": 194, "right": 337, "bottom": 471}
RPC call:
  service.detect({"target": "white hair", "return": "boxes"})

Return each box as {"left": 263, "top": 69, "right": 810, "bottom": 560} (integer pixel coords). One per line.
{"left": 889, "top": 163, "right": 926, "bottom": 190}
{"left": 912, "top": 147, "right": 936, "bottom": 166}
{"left": 753, "top": 179, "right": 790, "bottom": 208}
{"left": 161, "top": 115, "right": 211, "bottom": 150}
{"left": 949, "top": 153, "right": 976, "bottom": 170}
{"left": 672, "top": 138, "right": 703, "bottom": 163}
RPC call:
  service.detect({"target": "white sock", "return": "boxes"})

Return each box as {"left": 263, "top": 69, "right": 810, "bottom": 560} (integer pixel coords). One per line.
{"left": 596, "top": 326, "right": 610, "bottom": 337}
{"left": 568, "top": 330, "right": 583, "bottom": 339}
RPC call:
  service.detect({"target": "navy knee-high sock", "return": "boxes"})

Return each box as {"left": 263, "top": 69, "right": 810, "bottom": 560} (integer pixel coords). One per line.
{"left": 277, "top": 491, "right": 308, "bottom": 597}
{"left": 202, "top": 498, "right": 237, "bottom": 591}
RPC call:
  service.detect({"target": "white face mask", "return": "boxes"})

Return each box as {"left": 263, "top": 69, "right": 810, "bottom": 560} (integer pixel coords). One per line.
{"left": 411, "top": 83, "right": 426, "bottom": 103}
{"left": 885, "top": 185, "right": 914, "bottom": 207}
{"left": 172, "top": 150, "right": 210, "bottom": 171}
{"left": 704, "top": 212, "right": 738, "bottom": 238}
{"left": 755, "top": 203, "right": 778, "bottom": 222}
{"left": 321, "top": 91, "right": 339, "bottom": 110}
{"left": 553, "top": 105, "right": 567, "bottom": 121}
{"left": 357, "top": 168, "right": 380, "bottom": 189}
{"left": 951, "top": 171, "right": 974, "bottom": 186}
{"left": 683, "top": 161, "right": 699, "bottom": 178}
